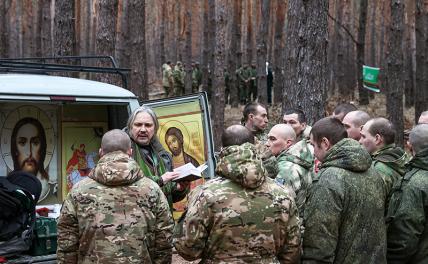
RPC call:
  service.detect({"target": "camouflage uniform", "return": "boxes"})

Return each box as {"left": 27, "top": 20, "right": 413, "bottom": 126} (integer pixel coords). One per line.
{"left": 174, "top": 143, "right": 301, "bottom": 263}
{"left": 57, "top": 151, "right": 174, "bottom": 264}
{"left": 386, "top": 147, "right": 428, "bottom": 263}
{"left": 162, "top": 63, "right": 174, "bottom": 97}
{"left": 275, "top": 139, "right": 314, "bottom": 218}
{"left": 303, "top": 138, "right": 387, "bottom": 264}
{"left": 173, "top": 63, "right": 185, "bottom": 96}
{"left": 236, "top": 66, "right": 251, "bottom": 103}
{"left": 192, "top": 66, "right": 202, "bottom": 93}
{"left": 131, "top": 137, "right": 189, "bottom": 211}
{"left": 371, "top": 144, "right": 408, "bottom": 211}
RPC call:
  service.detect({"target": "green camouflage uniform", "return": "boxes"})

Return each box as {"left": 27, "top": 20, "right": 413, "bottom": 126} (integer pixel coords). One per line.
{"left": 174, "top": 143, "right": 301, "bottom": 263}
{"left": 303, "top": 138, "right": 387, "bottom": 264}
{"left": 248, "top": 66, "right": 257, "bottom": 101}
{"left": 192, "top": 67, "right": 202, "bottom": 93}
{"left": 173, "top": 63, "right": 185, "bottom": 96}
{"left": 386, "top": 147, "right": 428, "bottom": 263}
{"left": 236, "top": 66, "right": 251, "bottom": 103}
{"left": 371, "top": 144, "right": 408, "bottom": 211}
{"left": 131, "top": 137, "right": 189, "bottom": 211}
{"left": 275, "top": 139, "right": 314, "bottom": 218}
{"left": 57, "top": 151, "right": 174, "bottom": 264}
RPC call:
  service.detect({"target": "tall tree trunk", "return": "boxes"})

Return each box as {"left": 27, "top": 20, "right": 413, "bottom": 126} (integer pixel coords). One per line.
{"left": 54, "top": 0, "right": 76, "bottom": 68}
{"left": 246, "top": 0, "right": 253, "bottom": 65}
{"left": 0, "top": 0, "right": 9, "bottom": 57}
{"left": 128, "top": 0, "right": 148, "bottom": 99}
{"left": 95, "top": 0, "right": 118, "bottom": 84}
{"left": 207, "top": 0, "right": 216, "bottom": 98}
{"left": 212, "top": 0, "right": 226, "bottom": 150}
{"left": 273, "top": 0, "right": 286, "bottom": 105}
{"left": 22, "top": 0, "right": 34, "bottom": 57}
{"left": 404, "top": 1, "right": 415, "bottom": 108}
{"left": 33, "top": 1, "right": 42, "bottom": 57}
{"left": 283, "top": 0, "right": 329, "bottom": 125}
{"left": 386, "top": 0, "right": 404, "bottom": 146}
{"left": 160, "top": 1, "right": 166, "bottom": 65}
{"left": 229, "top": 0, "right": 242, "bottom": 107}
{"left": 115, "top": 0, "right": 130, "bottom": 69}
{"left": 357, "top": 0, "right": 369, "bottom": 105}
{"left": 256, "top": 0, "right": 270, "bottom": 103}
{"left": 184, "top": 0, "right": 192, "bottom": 94}
{"left": 415, "top": 0, "right": 428, "bottom": 120}
{"left": 201, "top": 0, "right": 210, "bottom": 92}
{"left": 369, "top": 0, "right": 377, "bottom": 66}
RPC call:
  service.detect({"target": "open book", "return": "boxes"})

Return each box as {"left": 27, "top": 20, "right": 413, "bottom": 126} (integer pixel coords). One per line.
{"left": 172, "top": 163, "right": 208, "bottom": 182}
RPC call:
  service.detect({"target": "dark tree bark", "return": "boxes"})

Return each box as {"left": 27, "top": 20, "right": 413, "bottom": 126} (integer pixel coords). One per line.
{"left": 0, "top": 0, "right": 9, "bottom": 57}
{"left": 22, "top": 0, "right": 34, "bottom": 57}
{"left": 160, "top": 0, "right": 166, "bottom": 64}
{"left": 403, "top": 1, "right": 415, "bottom": 108}
{"left": 415, "top": 0, "right": 428, "bottom": 121}
{"left": 246, "top": 0, "right": 253, "bottom": 65}
{"left": 33, "top": 0, "right": 42, "bottom": 57}
{"left": 115, "top": 0, "right": 130, "bottom": 69}
{"left": 184, "top": 0, "right": 192, "bottom": 94}
{"left": 201, "top": 0, "right": 210, "bottom": 92}
{"left": 282, "top": 0, "right": 329, "bottom": 125}
{"left": 54, "top": 0, "right": 76, "bottom": 72}
{"left": 273, "top": 0, "right": 286, "bottom": 104}
{"left": 95, "top": 0, "right": 118, "bottom": 84}
{"left": 357, "top": 0, "right": 369, "bottom": 105}
{"left": 128, "top": 0, "right": 148, "bottom": 99}
{"left": 386, "top": 0, "right": 404, "bottom": 147}
{"left": 212, "top": 0, "right": 226, "bottom": 150}
{"left": 228, "top": 0, "right": 242, "bottom": 107}
{"left": 256, "top": 0, "right": 270, "bottom": 104}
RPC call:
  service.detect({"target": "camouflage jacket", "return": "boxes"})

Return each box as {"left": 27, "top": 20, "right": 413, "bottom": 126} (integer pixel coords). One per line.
{"left": 275, "top": 139, "right": 314, "bottom": 218}
{"left": 386, "top": 147, "right": 428, "bottom": 263}
{"left": 303, "top": 138, "right": 387, "bottom": 264}
{"left": 162, "top": 64, "right": 173, "bottom": 88}
{"left": 57, "top": 151, "right": 174, "bottom": 264}
{"left": 371, "top": 144, "right": 408, "bottom": 210}
{"left": 173, "top": 143, "right": 301, "bottom": 263}
{"left": 131, "top": 137, "right": 189, "bottom": 211}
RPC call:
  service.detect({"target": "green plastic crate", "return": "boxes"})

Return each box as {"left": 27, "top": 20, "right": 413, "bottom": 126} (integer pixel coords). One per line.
{"left": 30, "top": 217, "right": 58, "bottom": 256}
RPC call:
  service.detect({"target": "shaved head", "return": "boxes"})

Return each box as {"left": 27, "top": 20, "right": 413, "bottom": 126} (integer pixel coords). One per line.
{"left": 418, "top": 111, "right": 428, "bottom": 125}
{"left": 270, "top": 124, "right": 296, "bottom": 141}
{"left": 101, "top": 129, "right": 132, "bottom": 154}
{"left": 409, "top": 124, "right": 428, "bottom": 154}
{"left": 266, "top": 124, "right": 296, "bottom": 156}
{"left": 342, "top": 110, "right": 370, "bottom": 140}
{"left": 222, "top": 125, "right": 254, "bottom": 147}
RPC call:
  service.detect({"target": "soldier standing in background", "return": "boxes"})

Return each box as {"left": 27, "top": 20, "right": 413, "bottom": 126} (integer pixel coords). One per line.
{"left": 162, "top": 61, "right": 174, "bottom": 97}
{"left": 57, "top": 129, "right": 174, "bottom": 264}
{"left": 173, "top": 61, "right": 185, "bottom": 96}
{"left": 236, "top": 64, "right": 250, "bottom": 104}
{"left": 191, "top": 62, "right": 202, "bottom": 93}
{"left": 174, "top": 125, "right": 301, "bottom": 263}
{"left": 248, "top": 63, "right": 257, "bottom": 101}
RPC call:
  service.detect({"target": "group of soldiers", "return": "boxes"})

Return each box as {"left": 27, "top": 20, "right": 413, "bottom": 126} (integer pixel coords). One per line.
{"left": 163, "top": 61, "right": 274, "bottom": 105}
{"left": 162, "top": 61, "right": 202, "bottom": 97}
{"left": 57, "top": 101, "right": 428, "bottom": 263}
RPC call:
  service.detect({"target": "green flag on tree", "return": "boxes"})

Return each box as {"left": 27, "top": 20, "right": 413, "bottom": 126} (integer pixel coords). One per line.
{"left": 363, "top": 65, "right": 380, "bottom": 92}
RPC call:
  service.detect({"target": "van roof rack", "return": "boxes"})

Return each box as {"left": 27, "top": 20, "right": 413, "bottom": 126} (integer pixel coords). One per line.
{"left": 0, "top": 56, "right": 131, "bottom": 89}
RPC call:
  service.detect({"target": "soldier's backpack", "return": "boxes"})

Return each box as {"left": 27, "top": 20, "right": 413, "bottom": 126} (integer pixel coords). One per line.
{"left": 0, "top": 177, "right": 36, "bottom": 257}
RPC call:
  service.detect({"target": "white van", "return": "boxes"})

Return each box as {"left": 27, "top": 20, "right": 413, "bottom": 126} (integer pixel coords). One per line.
{"left": 0, "top": 64, "right": 140, "bottom": 205}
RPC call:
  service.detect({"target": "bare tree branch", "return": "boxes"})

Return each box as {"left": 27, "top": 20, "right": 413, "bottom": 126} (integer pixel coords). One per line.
{"left": 327, "top": 11, "right": 360, "bottom": 46}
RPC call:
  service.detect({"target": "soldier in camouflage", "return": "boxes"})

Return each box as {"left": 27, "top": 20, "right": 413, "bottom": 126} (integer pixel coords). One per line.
{"left": 360, "top": 118, "right": 408, "bottom": 208}
{"left": 236, "top": 64, "right": 251, "bottom": 104}
{"left": 57, "top": 129, "right": 174, "bottom": 264}
{"left": 173, "top": 61, "right": 185, "bottom": 96}
{"left": 174, "top": 125, "right": 301, "bottom": 263}
{"left": 267, "top": 124, "right": 314, "bottom": 219}
{"left": 303, "top": 117, "right": 387, "bottom": 263}
{"left": 162, "top": 61, "right": 174, "bottom": 97}
{"left": 126, "top": 105, "right": 189, "bottom": 211}
{"left": 387, "top": 124, "right": 428, "bottom": 263}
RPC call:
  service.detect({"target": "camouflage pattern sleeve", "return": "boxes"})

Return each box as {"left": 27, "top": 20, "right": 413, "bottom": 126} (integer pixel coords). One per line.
{"left": 173, "top": 187, "right": 211, "bottom": 261}
{"left": 57, "top": 194, "right": 79, "bottom": 264}
{"left": 277, "top": 198, "right": 302, "bottom": 263}
{"left": 151, "top": 188, "right": 175, "bottom": 264}
{"left": 387, "top": 179, "right": 425, "bottom": 262}
{"left": 302, "top": 172, "right": 344, "bottom": 263}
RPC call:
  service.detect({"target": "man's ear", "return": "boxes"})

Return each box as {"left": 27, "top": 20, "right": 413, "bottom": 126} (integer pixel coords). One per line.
{"left": 321, "top": 137, "right": 331, "bottom": 151}
{"left": 302, "top": 122, "right": 307, "bottom": 130}
{"left": 99, "top": 148, "right": 103, "bottom": 157}
{"left": 127, "top": 148, "right": 133, "bottom": 157}
{"left": 374, "top": 134, "right": 383, "bottom": 146}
